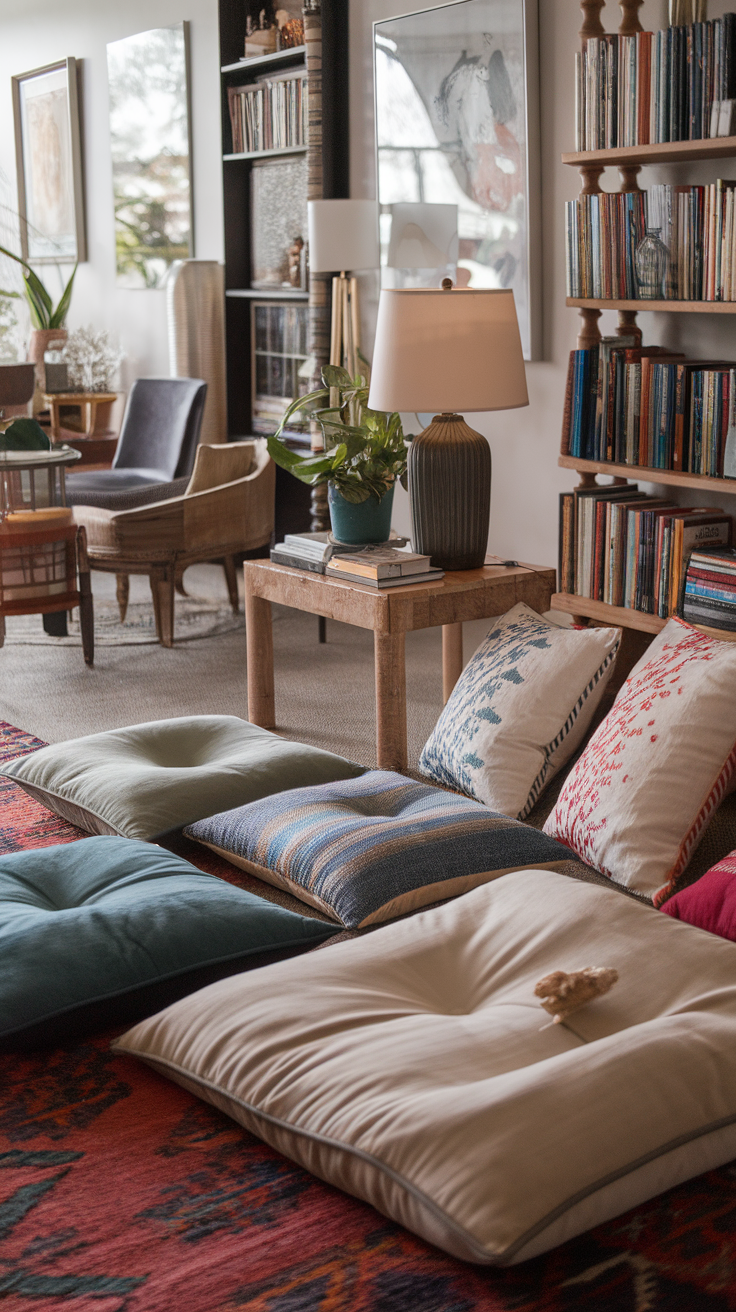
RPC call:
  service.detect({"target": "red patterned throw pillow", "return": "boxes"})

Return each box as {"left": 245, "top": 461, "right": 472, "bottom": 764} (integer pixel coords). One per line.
{"left": 661, "top": 852, "right": 736, "bottom": 939}
{"left": 544, "top": 617, "right": 736, "bottom": 904}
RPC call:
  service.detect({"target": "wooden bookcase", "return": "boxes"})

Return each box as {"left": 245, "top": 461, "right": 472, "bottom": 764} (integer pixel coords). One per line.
{"left": 218, "top": 0, "right": 348, "bottom": 536}
{"left": 552, "top": 0, "right": 736, "bottom": 644}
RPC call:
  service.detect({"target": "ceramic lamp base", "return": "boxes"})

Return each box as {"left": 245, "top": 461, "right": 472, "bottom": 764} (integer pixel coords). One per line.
{"left": 408, "top": 413, "right": 491, "bottom": 570}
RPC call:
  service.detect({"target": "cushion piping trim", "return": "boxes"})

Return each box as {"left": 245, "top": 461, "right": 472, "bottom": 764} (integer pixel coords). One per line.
{"left": 653, "top": 737, "right": 736, "bottom": 906}
{"left": 0, "top": 770, "right": 124, "bottom": 835}
{"left": 0, "top": 929, "right": 336, "bottom": 1040}
{"left": 115, "top": 1047, "right": 736, "bottom": 1266}
{"left": 519, "top": 640, "right": 620, "bottom": 820}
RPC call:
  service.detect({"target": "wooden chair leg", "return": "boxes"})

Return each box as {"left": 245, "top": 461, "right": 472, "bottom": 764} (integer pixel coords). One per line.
{"left": 223, "top": 555, "right": 239, "bottom": 612}
{"left": 0, "top": 613, "right": 5, "bottom": 649}
{"left": 116, "top": 573, "right": 130, "bottom": 623}
{"left": 76, "top": 526, "right": 94, "bottom": 667}
{"left": 150, "top": 566, "right": 175, "bottom": 647}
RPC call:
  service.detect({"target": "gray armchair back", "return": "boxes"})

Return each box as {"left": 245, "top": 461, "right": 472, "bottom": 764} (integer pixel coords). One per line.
{"left": 113, "top": 378, "right": 207, "bottom": 480}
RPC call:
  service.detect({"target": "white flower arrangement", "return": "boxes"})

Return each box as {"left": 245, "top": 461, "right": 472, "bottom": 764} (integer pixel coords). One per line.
{"left": 60, "top": 327, "right": 125, "bottom": 393}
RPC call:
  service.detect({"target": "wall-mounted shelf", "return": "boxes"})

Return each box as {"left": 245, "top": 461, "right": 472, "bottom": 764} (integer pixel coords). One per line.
{"left": 558, "top": 454, "right": 736, "bottom": 494}
{"left": 226, "top": 288, "right": 309, "bottom": 300}
{"left": 567, "top": 298, "right": 736, "bottom": 314}
{"left": 562, "top": 136, "right": 736, "bottom": 168}
{"left": 551, "top": 592, "right": 736, "bottom": 643}
{"left": 223, "top": 146, "right": 307, "bottom": 162}
{"left": 221, "top": 46, "right": 306, "bottom": 75}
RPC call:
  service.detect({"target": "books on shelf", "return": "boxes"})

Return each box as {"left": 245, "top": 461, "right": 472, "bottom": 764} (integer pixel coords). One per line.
{"left": 575, "top": 15, "right": 736, "bottom": 151}
{"left": 227, "top": 71, "right": 307, "bottom": 153}
{"left": 561, "top": 341, "right": 736, "bottom": 477}
{"left": 566, "top": 181, "right": 736, "bottom": 302}
{"left": 559, "top": 484, "right": 732, "bottom": 617}
{"left": 270, "top": 532, "right": 361, "bottom": 573}
{"left": 682, "top": 546, "right": 736, "bottom": 628}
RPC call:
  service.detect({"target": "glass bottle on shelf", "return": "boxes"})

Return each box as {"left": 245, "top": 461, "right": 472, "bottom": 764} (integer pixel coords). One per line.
{"left": 635, "top": 228, "right": 670, "bottom": 300}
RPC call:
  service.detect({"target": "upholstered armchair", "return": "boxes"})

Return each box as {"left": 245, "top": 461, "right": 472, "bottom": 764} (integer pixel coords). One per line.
{"left": 72, "top": 441, "right": 274, "bottom": 647}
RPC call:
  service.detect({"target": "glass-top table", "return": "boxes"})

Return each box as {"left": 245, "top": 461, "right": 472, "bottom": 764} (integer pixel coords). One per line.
{"left": 0, "top": 445, "right": 82, "bottom": 517}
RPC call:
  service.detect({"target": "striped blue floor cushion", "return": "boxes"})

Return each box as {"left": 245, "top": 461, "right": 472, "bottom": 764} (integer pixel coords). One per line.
{"left": 184, "top": 771, "right": 582, "bottom": 928}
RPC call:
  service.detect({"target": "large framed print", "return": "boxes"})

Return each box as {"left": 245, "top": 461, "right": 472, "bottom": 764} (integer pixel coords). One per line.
{"left": 12, "top": 59, "right": 86, "bottom": 263}
{"left": 374, "top": 0, "right": 541, "bottom": 360}
{"left": 107, "top": 23, "right": 193, "bottom": 290}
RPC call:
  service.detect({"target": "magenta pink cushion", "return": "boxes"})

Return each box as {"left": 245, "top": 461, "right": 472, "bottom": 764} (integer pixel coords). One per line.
{"left": 661, "top": 854, "right": 736, "bottom": 940}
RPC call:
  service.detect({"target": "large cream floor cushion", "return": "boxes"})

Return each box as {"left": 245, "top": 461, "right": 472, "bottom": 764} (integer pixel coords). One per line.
{"left": 115, "top": 870, "right": 736, "bottom": 1265}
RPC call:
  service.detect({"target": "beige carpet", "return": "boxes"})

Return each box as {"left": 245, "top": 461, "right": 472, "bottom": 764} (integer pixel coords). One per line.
{"left": 0, "top": 563, "right": 493, "bottom": 766}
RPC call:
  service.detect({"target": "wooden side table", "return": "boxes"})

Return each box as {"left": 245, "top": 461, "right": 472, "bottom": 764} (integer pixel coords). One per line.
{"left": 243, "top": 559, "right": 556, "bottom": 771}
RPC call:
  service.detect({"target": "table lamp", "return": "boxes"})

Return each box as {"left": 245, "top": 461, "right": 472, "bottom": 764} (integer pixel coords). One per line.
{"left": 308, "top": 199, "right": 379, "bottom": 379}
{"left": 367, "top": 283, "right": 528, "bottom": 571}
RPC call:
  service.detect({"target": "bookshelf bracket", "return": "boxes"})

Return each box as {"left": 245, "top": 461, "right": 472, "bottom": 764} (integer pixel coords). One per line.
{"left": 577, "top": 306, "right": 602, "bottom": 350}
{"left": 579, "top": 0, "right": 605, "bottom": 44}
{"left": 618, "top": 0, "right": 643, "bottom": 37}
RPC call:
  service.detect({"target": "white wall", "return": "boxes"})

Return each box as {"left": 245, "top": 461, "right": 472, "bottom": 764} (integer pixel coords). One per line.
{"left": 350, "top": 0, "right": 736, "bottom": 568}
{"left": 0, "top": 0, "right": 223, "bottom": 391}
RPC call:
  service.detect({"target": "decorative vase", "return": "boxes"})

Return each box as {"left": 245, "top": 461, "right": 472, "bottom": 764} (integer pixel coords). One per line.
{"left": 635, "top": 229, "right": 670, "bottom": 300}
{"left": 27, "top": 327, "right": 68, "bottom": 415}
{"left": 408, "top": 414, "right": 491, "bottom": 570}
{"left": 327, "top": 482, "right": 394, "bottom": 544}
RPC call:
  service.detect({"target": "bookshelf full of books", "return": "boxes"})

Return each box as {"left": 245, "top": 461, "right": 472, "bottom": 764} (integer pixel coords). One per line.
{"left": 553, "top": 0, "right": 736, "bottom": 645}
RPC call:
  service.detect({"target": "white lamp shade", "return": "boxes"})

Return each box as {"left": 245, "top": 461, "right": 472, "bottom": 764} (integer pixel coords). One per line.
{"left": 386, "top": 203, "right": 458, "bottom": 269}
{"left": 367, "top": 288, "right": 529, "bottom": 414}
{"left": 308, "top": 199, "right": 380, "bottom": 273}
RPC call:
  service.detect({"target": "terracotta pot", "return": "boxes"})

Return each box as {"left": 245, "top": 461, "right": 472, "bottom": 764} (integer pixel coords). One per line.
{"left": 27, "top": 328, "right": 68, "bottom": 414}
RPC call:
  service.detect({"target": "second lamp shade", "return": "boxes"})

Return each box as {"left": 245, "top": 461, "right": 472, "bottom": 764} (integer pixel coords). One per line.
{"left": 367, "top": 288, "right": 528, "bottom": 414}
{"left": 308, "top": 200, "right": 379, "bottom": 274}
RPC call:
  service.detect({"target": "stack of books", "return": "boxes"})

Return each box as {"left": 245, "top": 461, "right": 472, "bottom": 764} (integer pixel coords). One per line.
{"left": 561, "top": 337, "right": 736, "bottom": 477}
{"left": 227, "top": 72, "right": 307, "bottom": 154}
{"left": 566, "top": 181, "right": 736, "bottom": 302}
{"left": 575, "top": 15, "right": 736, "bottom": 151}
{"left": 682, "top": 546, "right": 736, "bottom": 628}
{"left": 559, "top": 483, "right": 732, "bottom": 616}
{"left": 325, "top": 548, "right": 444, "bottom": 588}
{"left": 270, "top": 532, "right": 358, "bottom": 573}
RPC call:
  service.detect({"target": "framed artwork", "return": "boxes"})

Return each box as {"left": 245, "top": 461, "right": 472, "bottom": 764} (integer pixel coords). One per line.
{"left": 374, "top": 0, "right": 541, "bottom": 360}
{"left": 12, "top": 58, "right": 86, "bottom": 263}
{"left": 106, "top": 23, "right": 193, "bottom": 289}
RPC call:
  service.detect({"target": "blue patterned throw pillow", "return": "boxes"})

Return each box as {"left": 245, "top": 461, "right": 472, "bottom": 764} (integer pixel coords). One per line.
{"left": 419, "top": 603, "right": 620, "bottom": 819}
{"left": 184, "top": 770, "right": 580, "bottom": 928}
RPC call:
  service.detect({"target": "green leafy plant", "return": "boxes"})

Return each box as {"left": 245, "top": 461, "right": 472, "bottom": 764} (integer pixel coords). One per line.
{"left": 266, "top": 365, "right": 409, "bottom": 504}
{"left": 0, "top": 243, "right": 76, "bottom": 329}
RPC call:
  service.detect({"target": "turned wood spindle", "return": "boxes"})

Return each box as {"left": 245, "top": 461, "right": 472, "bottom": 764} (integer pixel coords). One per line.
{"left": 577, "top": 307, "right": 602, "bottom": 350}
{"left": 617, "top": 307, "right": 643, "bottom": 347}
{"left": 618, "top": 0, "right": 643, "bottom": 36}
{"left": 618, "top": 163, "right": 642, "bottom": 194}
{"left": 579, "top": 0, "right": 605, "bottom": 44}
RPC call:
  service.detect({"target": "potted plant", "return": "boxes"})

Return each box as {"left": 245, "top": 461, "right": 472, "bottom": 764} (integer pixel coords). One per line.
{"left": 0, "top": 243, "right": 76, "bottom": 407}
{"left": 267, "top": 365, "right": 409, "bottom": 544}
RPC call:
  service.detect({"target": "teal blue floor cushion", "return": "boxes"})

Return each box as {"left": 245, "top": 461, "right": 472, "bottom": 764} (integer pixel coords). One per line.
{"left": 185, "top": 771, "right": 585, "bottom": 929}
{"left": 0, "top": 716, "right": 365, "bottom": 840}
{"left": 0, "top": 837, "right": 336, "bottom": 1048}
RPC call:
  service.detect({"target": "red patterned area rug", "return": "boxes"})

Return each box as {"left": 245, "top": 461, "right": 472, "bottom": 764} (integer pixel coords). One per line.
{"left": 2, "top": 721, "right": 736, "bottom": 1311}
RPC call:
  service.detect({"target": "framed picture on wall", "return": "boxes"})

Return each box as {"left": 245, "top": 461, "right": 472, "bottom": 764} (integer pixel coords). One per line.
{"left": 374, "top": 0, "right": 541, "bottom": 361}
{"left": 12, "top": 58, "right": 86, "bottom": 263}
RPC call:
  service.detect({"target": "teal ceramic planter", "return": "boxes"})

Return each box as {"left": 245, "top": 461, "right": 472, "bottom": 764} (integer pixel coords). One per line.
{"left": 328, "top": 482, "right": 394, "bottom": 544}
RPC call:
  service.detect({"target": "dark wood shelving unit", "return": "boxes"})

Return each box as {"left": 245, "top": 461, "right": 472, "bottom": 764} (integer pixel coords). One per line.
{"left": 218, "top": 1, "right": 348, "bottom": 536}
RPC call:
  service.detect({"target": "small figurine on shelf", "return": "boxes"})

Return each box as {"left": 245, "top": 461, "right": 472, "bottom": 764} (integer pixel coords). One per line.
{"left": 276, "top": 9, "right": 304, "bottom": 49}
{"left": 244, "top": 5, "right": 277, "bottom": 59}
{"left": 287, "top": 235, "right": 305, "bottom": 289}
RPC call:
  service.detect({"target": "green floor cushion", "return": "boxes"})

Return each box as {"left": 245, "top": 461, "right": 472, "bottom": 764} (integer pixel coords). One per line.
{"left": 184, "top": 770, "right": 583, "bottom": 928}
{"left": 0, "top": 836, "right": 336, "bottom": 1048}
{"left": 116, "top": 869, "right": 736, "bottom": 1266}
{"left": 0, "top": 715, "right": 365, "bottom": 840}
